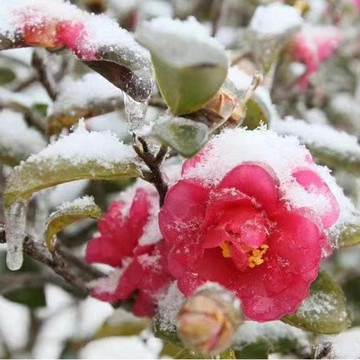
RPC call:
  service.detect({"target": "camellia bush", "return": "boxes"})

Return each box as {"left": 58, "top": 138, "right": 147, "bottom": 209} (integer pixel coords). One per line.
{"left": 1, "top": 0, "right": 360, "bottom": 358}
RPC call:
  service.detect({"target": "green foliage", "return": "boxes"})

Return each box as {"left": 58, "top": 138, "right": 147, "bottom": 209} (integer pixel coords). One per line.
{"left": 0, "top": 67, "right": 16, "bottom": 84}
{"left": 283, "top": 272, "right": 351, "bottom": 334}
{"left": 4, "top": 159, "right": 141, "bottom": 209}
{"left": 338, "top": 223, "right": 360, "bottom": 248}
{"left": 45, "top": 198, "right": 102, "bottom": 251}
{"left": 154, "top": 116, "right": 209, "bottom": 157}
{"left": 151, "top": 53, "right": 228, "bottom": 115}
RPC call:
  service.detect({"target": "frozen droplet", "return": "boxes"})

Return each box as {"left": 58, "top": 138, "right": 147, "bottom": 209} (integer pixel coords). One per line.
{"left": 32, "top": 190, "right": 51, "bottom": 242}
{"left": 5, "top": 201, "right": 28, "bottom": 271}
{"left": 123, "top": 94, "right": 149, "bottom": 134}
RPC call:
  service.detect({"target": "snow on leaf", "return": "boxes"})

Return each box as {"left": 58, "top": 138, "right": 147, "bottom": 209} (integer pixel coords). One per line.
{"left": 47, "top": 73, "right": 122, "bottom": 136}
{"left": 4, "top": 121, "right": 142, "bottom": 209}
{"left": 0, "top": 109, "right": 46, "bottom": 166}
{"left": 0, "top": 0, "right": 153, "bottom": 102}
{"left": 136, "top": 16, "right": 228, "bottom": 115}
{"left": 45, "top": 196, "right": 102, "bottom": 251}
{"left": 154, "top": 115, "right": 209, "bottom": 158}
{"left": 282, "top": 272, "right": 351, "bottom": 334}
{"left": 337, "top": 222, "right": 360, "bottom": 248}
{"left": 273, "top": 117, "right": 360, "bottom": 177}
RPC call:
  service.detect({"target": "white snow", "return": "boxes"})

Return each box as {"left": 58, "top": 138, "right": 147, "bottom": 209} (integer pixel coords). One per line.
{"left": 88, "top": 268, "right": 124, "bottom": 296}
{"left": 0, "top": 110, "right": 46, "bottom": 161}
{"left": 50, "top": 73, "right": 121, "bottom": 115}
{"left": 249, "top": 4, "right": 303, "bottom": 36}
{"left": 136, "top": 16, "right": 228, "bottom": 68}
{"left": 55, "top": 195, "right": 96, "bottom": 213}
{"left": 272, "top": 117, "right": 360, "bottom": 161}
{"left": 79, "top": 336, "right": 160, "bottom": 359}
{"left": 182, "top": 127, "right": 357, "bottom": 231}
{"left": 24, "top": 120, "right": 137, "bottom": 168}
{"left": 317, "top": 327, "right": 360, "bottom": 359}
{"left": 156, "top": 282, "right": 186, "bottom": 333}
{"left": 0, "top": 0, "right": 149, "bottom": 60}
{"left": 233, "top": 321, "right": 310, "bottom": 353}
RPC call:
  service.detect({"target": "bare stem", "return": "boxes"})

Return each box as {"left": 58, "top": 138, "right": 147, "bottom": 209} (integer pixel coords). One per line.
{"left": 133, "top": 135, "right": 169, "bottom": 206}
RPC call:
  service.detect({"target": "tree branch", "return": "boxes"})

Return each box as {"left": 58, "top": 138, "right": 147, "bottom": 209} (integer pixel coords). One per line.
{"left": 0, "top": 224, "right": 88, "bottom": 298}
{"left": 32, "top": 51, "right": 57, "bottom": 101}
{"left": 133, "top": 135, "right": 169, "bottom": 206}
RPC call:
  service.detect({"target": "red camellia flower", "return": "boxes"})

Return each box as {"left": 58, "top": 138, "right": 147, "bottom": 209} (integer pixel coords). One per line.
{"left": 86, "top": 186, "right": 173, "bottom": 317}
{"left": 160, "top": 130, "right": 340, "bottom": 322}
{"left": 290, "top": 26, "right": 342, "bottom": 90}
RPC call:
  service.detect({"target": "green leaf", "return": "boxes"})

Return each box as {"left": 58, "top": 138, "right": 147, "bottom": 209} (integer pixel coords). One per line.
{"left": 96, "top": 319, "right": 150, "bottom": 339}
{"left": 242, "top": 96, "right": 270, "bottom": 130}
{"left": 337, "top": 223, "right": 360, "bottom": 248}
{"left": 45, "top": 196, "right": 102, "bottom": 251}
{"left": 4, "top": 123, "right": 142, "bottom": 209}
{"left": 0, "top": 67, "right": 16, "bottom": 85}
{"left": 136, "top": 17, "right": 228, "bottom": 115}
{"left": 282, "top": 272, "right": 351, "bottom": 334}
{"left": 151, "top": 53, "right": 228, "bottom": 115}
{"left": 0, "top": 252, "right": 47, "bottom": 308}
{"left": 154, "top": 116, "right": 209, "bottom": 157}
{"left": 5, "top": 287, "right": 46, "bottom": 308}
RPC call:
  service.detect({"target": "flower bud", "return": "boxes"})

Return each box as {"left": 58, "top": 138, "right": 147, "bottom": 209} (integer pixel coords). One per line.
{"left": 177, "top": 286, "right": 243, "bottom": 356}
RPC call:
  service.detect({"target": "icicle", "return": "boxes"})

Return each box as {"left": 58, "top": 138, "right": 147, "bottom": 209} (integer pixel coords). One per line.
{"left": 5, "top": 201, "right": 28, "bottom": 271}
{"left": 32, "top": 190, "right": 51, "bottom": 242}
{"left": 123, "top": 94, "right": 149, "bottom": 135}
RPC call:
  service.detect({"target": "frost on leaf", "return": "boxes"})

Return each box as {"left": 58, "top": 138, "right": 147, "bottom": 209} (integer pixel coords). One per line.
{"left": 0, "top": 110, "right": 46, "bottom": 166}
{"left": 4, "top": 121, "right": 142, "bottom": 209}
{"left": 0, "top": 0, "right": 153, "bottom": 102}
{"left": 45, "top": 196, "right": 102, "bottom": 251}
{"left": 283, "top": 272, "right": 350, "bottom": 334}
{"left": 136, "top": 16, "right": 228, "bottom": 115}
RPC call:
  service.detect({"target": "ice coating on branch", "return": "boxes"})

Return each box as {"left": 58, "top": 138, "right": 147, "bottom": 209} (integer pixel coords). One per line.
{"left": 50, "top": 73, "right": 121, "bottom": 115}
{"left": 5, "top": 202, "right": 28, "bottom": 271}
{"left": 182, "top": 127, "right": 356, "bottom": 230}
{"left": 123, "top": 94, "right": 149, "bottom": 134}
{"left": 25, "top": 120, "right": 137, "bottom": 168}
{"left": 136, "top": 16, "right": 228, "bottom": 68}
{"left": 249, "top": 4, "right": 303, "bottom": 36}
{"left": 0, "top": 110, "right": 46, "bottom": 162}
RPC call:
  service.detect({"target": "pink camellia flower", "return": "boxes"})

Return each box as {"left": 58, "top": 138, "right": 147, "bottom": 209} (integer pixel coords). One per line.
{"left": 86, "top": 185, "right": 173, "bottom": 317}
{"left": 353, "top": 0, "right": 360, "bottom": 13}
{"left": 160, "top": 129, "right": 342, "bottom": 322}
{"left": 290, "top": 26, "right": 342, "bottom": 90}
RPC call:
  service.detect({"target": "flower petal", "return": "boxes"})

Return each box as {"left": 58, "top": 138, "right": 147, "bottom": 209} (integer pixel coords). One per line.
{"left": 293, "top": 169, "right": 340, "bottom": 229}
{"left": 218, "top": 164, "right": 280, "bottom": 213}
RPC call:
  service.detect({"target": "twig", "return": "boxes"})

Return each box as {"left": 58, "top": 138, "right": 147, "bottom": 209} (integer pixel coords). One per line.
{"left": 132, "top": 135, "right": 169, "bottom": 206}
{"left": 32, "top": 51, "right": 57, "bottom": 101}
{"left": 13, "top": 73, "right": 37, "bottom": 92}
{"left": 0, "top": 224, "right": 88, "bottom": 298}
{"left": 211, "top": 0, "right": 224, "bottom": 37}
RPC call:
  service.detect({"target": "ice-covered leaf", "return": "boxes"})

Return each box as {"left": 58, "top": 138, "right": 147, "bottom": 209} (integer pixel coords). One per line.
{"left": 0, "top": 110, "right": 46, "bottom": 166}
{"left": 4, "top": 121, "right": 141, "bottom": 209}
{"left": 45, "top": 196, "right": 102, "bottom": 251}
{"left": 48, "top": 73, "right": 122, "bottom": 136}
{"left": 136, "top": 17, "right": 228, "bottom": 115}
{"left": 0, "top": 67, "right": 15, "bottom": 84}
{"left": 0, "top": 0, "right": 153, "bottom": 101}
{"left": 272, "top": 117, "right": 360, "bottom": 176}
{"left": 242, "top": 97, "right": 270, "bottom": 129}
{"left": 282, "top": 272, "right": 350, "bottom": 334}
{"left": 154, "top": 115, "right": 209, "bottom": 157}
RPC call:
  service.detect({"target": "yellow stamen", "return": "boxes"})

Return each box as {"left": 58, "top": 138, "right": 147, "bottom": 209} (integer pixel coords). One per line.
{"left": 248, "top": 244, "right": 269, "bottom": 268}
{"left": 220, "top": 242, "right": 232, "bottom": 258}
